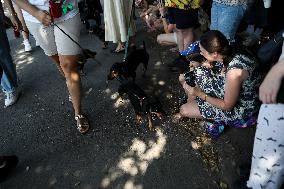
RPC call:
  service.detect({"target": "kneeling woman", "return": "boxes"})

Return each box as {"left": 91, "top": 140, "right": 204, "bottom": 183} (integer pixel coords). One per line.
{"left": 177, "top": 30, "right": 261, "bottom": 129}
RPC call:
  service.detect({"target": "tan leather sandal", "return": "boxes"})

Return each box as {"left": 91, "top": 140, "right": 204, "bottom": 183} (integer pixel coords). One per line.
{"left": 75, "top": 114, "right": 90, "bottom": 134}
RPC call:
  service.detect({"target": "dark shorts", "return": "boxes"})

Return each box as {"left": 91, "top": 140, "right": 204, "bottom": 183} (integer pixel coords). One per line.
{"left": 167, "top": 7, "right": 198, "bottom": 29}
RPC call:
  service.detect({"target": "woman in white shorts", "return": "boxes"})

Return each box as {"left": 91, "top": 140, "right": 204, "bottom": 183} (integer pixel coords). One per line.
{"left": 14, "top": 0, "right": 90, "bottom": 134}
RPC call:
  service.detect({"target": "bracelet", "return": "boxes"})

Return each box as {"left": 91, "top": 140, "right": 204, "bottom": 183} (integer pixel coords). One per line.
{"left": 204, "top": 94, "right": 208, "bottom": 101}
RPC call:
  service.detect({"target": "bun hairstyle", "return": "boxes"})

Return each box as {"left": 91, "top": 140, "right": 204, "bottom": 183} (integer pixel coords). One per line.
{"left": 199, "top": 30, "right": 234, "bottom": 67}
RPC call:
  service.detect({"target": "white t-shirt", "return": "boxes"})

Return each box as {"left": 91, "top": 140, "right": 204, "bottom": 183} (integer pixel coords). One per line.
{"left": 22, "top": 0, "right": 79, "bottom": 23}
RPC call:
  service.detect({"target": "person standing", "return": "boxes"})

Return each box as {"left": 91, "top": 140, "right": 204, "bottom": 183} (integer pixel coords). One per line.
{"left": 12, "top": 3, "right": 32, "bottom": 52}
{"left": 14, "top": 0, "right": 90, "bottom": 133}
{"left": 0, "top": 0, "right": 22, "bottom": 107}
{"left": 164, "top": 0, "right": 200, "bottom": 52}
{"left": 104, "top": 0, "right": 136, "bottom": 53}
{"left": 210, "top": 0, "right": 250, "bottom": 43}
{"left": 245, "top": 34, "right": 284, "bottom": 189}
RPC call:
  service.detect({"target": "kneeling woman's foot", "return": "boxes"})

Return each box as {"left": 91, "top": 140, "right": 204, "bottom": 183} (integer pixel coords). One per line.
{"left": 75, "top": 114, "right": 90, "bottom": 134}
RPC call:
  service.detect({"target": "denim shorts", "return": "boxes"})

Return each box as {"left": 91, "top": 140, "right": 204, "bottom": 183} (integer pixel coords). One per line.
{"left": 210, "top": 2, "right": 247, "bottom": 41}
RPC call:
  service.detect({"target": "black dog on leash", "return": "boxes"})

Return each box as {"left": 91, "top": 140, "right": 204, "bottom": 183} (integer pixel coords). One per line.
{"left": 107, "top": 42, "right": 149, "bottom": 81}
{"left": 118, "top": 81, "right": 165, "bottom": 131}
{"left": 77, "top": 49, "right": 97, "bottom": 74}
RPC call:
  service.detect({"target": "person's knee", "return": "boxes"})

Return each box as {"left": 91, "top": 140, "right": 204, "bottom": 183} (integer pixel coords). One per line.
{"left": 179, "top": 74, "right": 185, "bottom": 84}
{"left": 59, "top": 57, "right": 79, "bottom": 78}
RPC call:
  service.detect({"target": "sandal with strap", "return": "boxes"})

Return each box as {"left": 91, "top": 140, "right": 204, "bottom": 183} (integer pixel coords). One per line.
{"left": 75, "top": 114, "right": 90, "bottom": 134}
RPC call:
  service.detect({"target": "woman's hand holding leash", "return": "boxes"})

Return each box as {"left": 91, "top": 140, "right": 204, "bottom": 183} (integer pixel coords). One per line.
{"left": 35, "top": 10, "right": 52, "bottom": 26}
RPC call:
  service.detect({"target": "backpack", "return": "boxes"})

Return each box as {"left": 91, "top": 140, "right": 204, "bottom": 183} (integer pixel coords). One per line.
{"left": 257, "top": 29, "right": 283, "bottom": 71}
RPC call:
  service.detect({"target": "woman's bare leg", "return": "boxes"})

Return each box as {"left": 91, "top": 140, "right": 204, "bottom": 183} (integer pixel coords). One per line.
{"left": 59, "top": 55, "right": 82, "bottom": 116}
{"left": 49, "top": 54, "right": 65, "bottom": 77}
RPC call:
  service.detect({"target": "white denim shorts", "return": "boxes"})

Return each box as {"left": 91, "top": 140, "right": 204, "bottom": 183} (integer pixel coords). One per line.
{"left": 26, "top": 14, "right": 81, "bottom": 56}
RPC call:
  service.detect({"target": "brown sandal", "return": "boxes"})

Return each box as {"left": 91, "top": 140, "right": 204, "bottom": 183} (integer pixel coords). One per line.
{"left": 75, "top": 114, "right": 90, "bottom": 134}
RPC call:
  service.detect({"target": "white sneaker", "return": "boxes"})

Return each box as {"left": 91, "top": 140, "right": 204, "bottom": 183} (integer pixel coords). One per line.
{"left": 23, "top": 39, "right": 32, "bottom": 52}
{"left": 4, "top": 90, "right": 21, "bottom": 108}
{"left": 35, "top": 40, "right": 40, "bottom": 47}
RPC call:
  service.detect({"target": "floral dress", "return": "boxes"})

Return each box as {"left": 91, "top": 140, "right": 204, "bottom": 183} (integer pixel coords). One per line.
{"left": 194, "top": 54, "right": 262, "bottom": 127}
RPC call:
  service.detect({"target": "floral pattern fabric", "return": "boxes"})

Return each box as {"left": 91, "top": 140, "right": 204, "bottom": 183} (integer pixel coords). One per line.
{"left": 165, "top": 0, "right": 200, "bottom": 10}
{"left": 195, "top": 54, "right": 262, "bottom": 124}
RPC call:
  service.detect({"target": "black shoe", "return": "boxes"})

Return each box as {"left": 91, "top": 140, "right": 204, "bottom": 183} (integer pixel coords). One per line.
{"left": 0, "top": 155, "right": 18, "bottom": 183}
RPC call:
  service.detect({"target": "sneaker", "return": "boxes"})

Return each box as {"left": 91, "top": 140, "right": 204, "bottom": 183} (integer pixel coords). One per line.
{"left": 0, "top": 155, "right": 19, "bottom": 183}
{"left": 23, "top": 39, "right": 32, "bottom": 52}
{"left": 4, "top": 90, "right": 20, "bottom": 108}
{"left": 35, "top": 40, "right": 40, "bottom": 47}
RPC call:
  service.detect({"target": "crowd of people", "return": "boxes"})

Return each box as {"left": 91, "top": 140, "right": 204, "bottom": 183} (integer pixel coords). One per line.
{"left": 1, "top": 0, "right": 284, "bottom": 188}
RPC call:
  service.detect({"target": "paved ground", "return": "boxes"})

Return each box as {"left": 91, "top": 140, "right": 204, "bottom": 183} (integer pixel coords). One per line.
{"left": 0, "top": 17, "right": 268, "bottom": 189}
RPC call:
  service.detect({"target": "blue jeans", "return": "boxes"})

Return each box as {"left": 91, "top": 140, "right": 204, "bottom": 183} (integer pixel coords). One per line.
{"left": 1, "top": 72, "right": 16, "bottom": 94}
{"left": 210, "top": 2, "right": 247, "bottom": 41}
{"left": 0, "top": 4, "right": 18, "bottom": 94}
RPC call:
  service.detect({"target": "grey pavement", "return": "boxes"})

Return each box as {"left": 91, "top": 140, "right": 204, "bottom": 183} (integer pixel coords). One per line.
{"left": 0, "top": 22, "right": 220, "bottom": 189}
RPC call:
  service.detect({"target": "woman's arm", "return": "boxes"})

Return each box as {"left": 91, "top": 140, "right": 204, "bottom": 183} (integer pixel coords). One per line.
{"left": 3, "top": 0, "right": 21, "bottom": 30}
{"left": 13, "top": 0, "right": 52, "bottom": 26}
{"left": 186, "top": 68, "right": 249, "bottom": 111}
{"left": 158, "top": 4, "right": 175, "bottom": 33}
{"left": 259, "top": 58, "right": 284, "bottom": 103}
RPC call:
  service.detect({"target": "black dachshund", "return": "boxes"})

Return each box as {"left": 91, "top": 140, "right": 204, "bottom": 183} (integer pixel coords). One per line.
{"left": 107, "top": 42, "right": 149, "bottom": 81}
{"left": 77, "top": 49, "right": 97, "bottom": 74}
{"left": 117, "top": 81, "right": 165, "bottom": 131}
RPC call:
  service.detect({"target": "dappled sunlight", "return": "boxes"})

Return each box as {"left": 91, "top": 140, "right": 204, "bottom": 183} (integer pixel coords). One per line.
{"left": 100, "top": 127, "right": 167, "bottom": 189}
{"left": 13, "top": 48, "right": 35, "bottom": 72}
{"left": 111, "top": 92, "right": 119, "bottom": 100}
{"left": 114, "top": 97, "right": 130, "bottom": 108}
{"left": 105, "top": 88, "right": 111, "bottom": 94}
{"left": 154, "top": 61, "right": 162, "bottom": 66}
{"left": 158, "top": 80, "right": 165, "bottom": 86}
{"left": 110, "top": 91, "right": 131, "bottom": 108}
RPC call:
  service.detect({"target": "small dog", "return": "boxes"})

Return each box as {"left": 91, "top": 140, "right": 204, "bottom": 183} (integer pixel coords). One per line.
{"left": 107, "top": 42, "right": 149, "bottom": 81}
{"left": 118, "top": 81, "right": 165, "bottom": 131}
{"left": 77, "top": 49, "right": 97, "bottom": 74}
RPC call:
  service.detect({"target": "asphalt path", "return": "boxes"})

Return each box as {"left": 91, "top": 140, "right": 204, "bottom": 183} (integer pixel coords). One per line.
{"left": 0, "top": 22, "right": 217, "bottom": 189}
